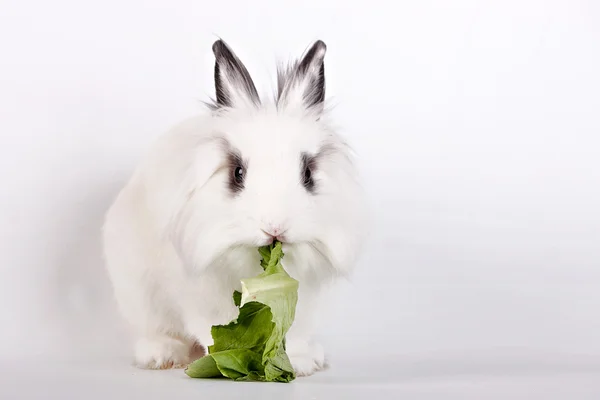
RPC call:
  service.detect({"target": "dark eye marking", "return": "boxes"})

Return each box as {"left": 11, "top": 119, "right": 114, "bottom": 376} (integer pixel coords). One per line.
{"left": 301, "top": 152, "right": 317, "bottom": 193}
{"left": 300, "top": 143, "right": 339, "bottom": 194}
{"left": 227, "top": 151, "right": 246, "bottom": 194}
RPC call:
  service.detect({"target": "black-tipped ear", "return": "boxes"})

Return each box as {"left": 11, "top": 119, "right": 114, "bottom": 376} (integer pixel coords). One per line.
{"left": 277, "top": 40, "right": 327, "bottom": 112}
{"left": 212, "top": 40, "right": 261, "bottom": 109}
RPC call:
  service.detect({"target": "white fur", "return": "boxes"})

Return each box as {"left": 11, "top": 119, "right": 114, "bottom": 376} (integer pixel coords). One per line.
{"left": 102, "top": 45, "right": 367, "bottom": 377}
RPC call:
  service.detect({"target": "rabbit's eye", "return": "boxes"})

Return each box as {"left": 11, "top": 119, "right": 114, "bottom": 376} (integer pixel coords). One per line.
{"left": 303, "top": 166, "right": 312, "bottom": 185}
{"left": 227, "top": 151, "right": 246, "bottom": 194}
{"left": 234, "top": 166, "right": 244, "bottom": 183}
{"left": 230, "top": 164, "right": 245, "bottom": 192}
{"left": 301, "top": 153, "right": 316, "bottom": 193}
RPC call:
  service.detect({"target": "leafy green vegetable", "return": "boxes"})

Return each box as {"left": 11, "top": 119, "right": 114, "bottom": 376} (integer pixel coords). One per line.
{"left": 185, "top": 241, "right": 298, "bottom": 382}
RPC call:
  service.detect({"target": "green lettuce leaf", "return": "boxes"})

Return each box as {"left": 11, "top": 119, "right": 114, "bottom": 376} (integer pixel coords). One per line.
{"left": 185, "top": 241, "right": 298, "bottom": 382}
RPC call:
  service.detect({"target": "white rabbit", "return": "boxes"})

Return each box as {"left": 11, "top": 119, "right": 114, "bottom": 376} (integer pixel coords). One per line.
{"left": 102, "top": 39, "right": 367, "bottom": 376}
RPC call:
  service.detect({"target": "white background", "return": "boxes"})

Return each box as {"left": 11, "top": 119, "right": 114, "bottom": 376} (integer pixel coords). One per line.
{"left": 1, "top": 0, "right": 599, "bottom": 397}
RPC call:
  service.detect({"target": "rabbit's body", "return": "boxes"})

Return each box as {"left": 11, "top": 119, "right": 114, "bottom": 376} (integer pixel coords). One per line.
{"left": 103, "top": 40, "right": 366, "bottom": 376}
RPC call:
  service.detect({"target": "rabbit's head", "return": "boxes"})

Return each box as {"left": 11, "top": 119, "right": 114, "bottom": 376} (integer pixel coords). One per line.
{"left": 168, "top": 40, "right": 367, "bottom": 279}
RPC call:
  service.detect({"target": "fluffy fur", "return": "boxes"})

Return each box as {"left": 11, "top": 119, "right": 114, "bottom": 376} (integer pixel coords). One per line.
{"left": 102, "top": 39, "right": 367, "bottom": 376}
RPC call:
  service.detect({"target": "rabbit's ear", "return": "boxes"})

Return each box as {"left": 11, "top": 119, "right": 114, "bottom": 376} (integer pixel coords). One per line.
{"left": 277, "top": 40, "right": 327, "bottom": 113}
{"left": 212, "top": 39, "right": 261, "bottom": 109}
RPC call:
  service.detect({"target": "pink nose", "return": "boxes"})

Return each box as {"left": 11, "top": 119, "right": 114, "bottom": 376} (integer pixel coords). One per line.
{"left": 262, "top": 224, "right": 286, "bottom": 239}
{"left": 266, "top": 226, "right": 281, "bottom": 237}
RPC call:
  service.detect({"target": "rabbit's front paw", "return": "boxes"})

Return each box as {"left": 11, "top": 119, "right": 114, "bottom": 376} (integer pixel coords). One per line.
{"left": 287, "top": 339, "right": 327, "bottom": 377}
{"left": 134, "top": 335, "right": 191, "bottom": 369}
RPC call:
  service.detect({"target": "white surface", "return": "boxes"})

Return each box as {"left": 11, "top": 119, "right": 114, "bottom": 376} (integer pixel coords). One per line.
{"left": 1, "top": 0, "right": 599, "bottom": 397}
{"left": 2, "top": 352, "right": 600, "bottom": 400}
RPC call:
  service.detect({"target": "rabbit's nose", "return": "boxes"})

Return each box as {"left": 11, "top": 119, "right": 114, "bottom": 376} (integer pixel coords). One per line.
{"left": 261, "top": 223, "right": 288, "bottom": 240}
